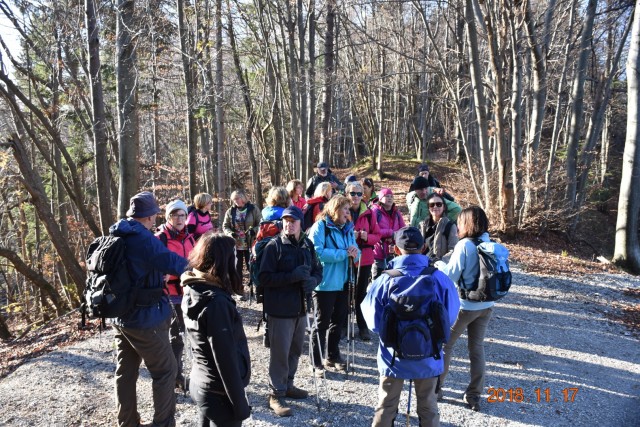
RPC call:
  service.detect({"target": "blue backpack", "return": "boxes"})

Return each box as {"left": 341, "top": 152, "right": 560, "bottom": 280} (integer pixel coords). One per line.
{"left": 379, "top": 266, "right": 450, "bottom": 364}
{"left": 459, "top": 239, "right": 512, "bottom": 301}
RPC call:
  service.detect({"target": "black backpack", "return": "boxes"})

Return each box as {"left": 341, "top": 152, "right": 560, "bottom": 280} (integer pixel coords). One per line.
{"left": 459, "top": 239, "right": 512, "bottom": 301}
{"left": 249, "top": 223, "right": 282, "bottom": 304}
{"left": 301, "top": 201, "right": 324, "bottom": 232}
{"left": 81, "top": 236, "right": 162, "bottom": 327}
{"left": 379, "top": 266, "right": 450, "bottom": 365}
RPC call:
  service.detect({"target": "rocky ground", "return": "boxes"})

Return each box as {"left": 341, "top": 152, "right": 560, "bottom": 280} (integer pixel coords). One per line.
{"left": 1, "top": 264, "right": 639, "bottom": 427}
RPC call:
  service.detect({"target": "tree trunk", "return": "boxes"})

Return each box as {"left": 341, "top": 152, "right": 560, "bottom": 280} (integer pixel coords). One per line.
{"left": 0, "top": 247, "right": 69, "bottom": 315}
{"left": 214, "top": 0, "right": 227, "bottom": 209}
{"left": 298, "top": 0, "right": 309, "bottom": 182}
{"left": 319, "top": 0, "right": 336, "bottom": 163}
{"left": 228, "top": 2, "right": 263, "bottom": 207}
{"left": 177, "top": 0, "right": 199, "bottom": 200}
{"left": 613, "top": 7, "right": 640, "bottom": 273}
{"left": 116, "top": 0, "right": 140, "bottom": 218}
{"left": 466, "top": 0, "right": 491, "bottom": 208}
{"left": 307, "top": 0, "right": 316, "bottom": 179}
{"left": 564, "top": 0, "right": 598, "bottom": 208}
{"left": 86, "top": 0, "right": 113, "bottom": 234}
{"left": 4, "top": 133, "right": 86, "bottom": 300}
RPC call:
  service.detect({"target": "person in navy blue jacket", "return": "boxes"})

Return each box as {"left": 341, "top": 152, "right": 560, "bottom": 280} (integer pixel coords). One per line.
{"left": 361, "top": 226, "right": 459, "bottom": 427}
{"left": 109, "top": 191, "right": 189, "bottom": 427}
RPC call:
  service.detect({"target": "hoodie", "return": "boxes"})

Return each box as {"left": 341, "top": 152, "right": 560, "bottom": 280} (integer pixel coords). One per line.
{"left": 181, "top": 270, "right": 251, "bottom": 422}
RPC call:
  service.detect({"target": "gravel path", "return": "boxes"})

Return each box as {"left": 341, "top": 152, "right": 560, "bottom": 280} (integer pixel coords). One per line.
{"left": 1, "top": 266, "right": 639, "bottom": 426}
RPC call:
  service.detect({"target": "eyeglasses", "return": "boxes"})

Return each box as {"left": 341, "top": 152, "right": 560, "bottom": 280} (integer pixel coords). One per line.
{"left": 428, "top": 202, "right": 443, "bottom": 208}
{"left": 170, "top": 213, "right": 186, "bottom": 219}
{"left": 349, "top": 192, "right": 363, "bottom": 197}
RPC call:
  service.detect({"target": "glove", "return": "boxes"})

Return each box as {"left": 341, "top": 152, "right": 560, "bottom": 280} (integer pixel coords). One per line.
{"left": 290, "top": 264, "right": 311, "bottom": 282}
{"left": 302, "top": 277, "right": 317, "bottom": 293}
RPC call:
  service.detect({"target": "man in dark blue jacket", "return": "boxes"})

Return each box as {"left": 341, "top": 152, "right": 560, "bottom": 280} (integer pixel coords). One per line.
{"left": 258, "top": 206, "right": 323, "bottom": 417}
{"left": 110, "top": 191, "right": 189, "bottom": 427}
{"left": 361, "top": 226, "right": 459, "bottom": 427}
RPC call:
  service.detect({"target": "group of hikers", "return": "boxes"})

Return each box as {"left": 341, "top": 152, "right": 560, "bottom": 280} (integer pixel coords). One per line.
{"left": 103, "top": 161, "right": 501, "bottom": 427}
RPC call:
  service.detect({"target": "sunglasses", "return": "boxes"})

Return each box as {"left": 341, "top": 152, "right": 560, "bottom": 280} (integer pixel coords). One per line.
{"left": 428, "top": 202, "right": 443, "bottom": 208}
{"left": 349, "top": 192, "right": 363, "bottom": 197}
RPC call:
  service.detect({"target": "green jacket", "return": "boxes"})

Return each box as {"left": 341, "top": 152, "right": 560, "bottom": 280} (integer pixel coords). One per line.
{"left": 407, "top": 191, "right": 461, "bottom": 226}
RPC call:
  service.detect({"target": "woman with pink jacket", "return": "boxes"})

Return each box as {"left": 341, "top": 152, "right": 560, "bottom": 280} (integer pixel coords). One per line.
{"left": 346, "top": 181, "right": 381, "bottom": 341}
{"left": 370, "top": 188, "right": 406, "bottom": 279}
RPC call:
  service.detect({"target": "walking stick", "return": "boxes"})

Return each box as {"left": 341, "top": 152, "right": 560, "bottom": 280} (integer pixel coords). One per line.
{"left": 346, "top": 257, "right": 359, "bottom": 375}
{"left": 406, "top": 379, "right": 412, "bottom": 427}
{"left": 307, "top": 297, "right": 330, "bottom": 409}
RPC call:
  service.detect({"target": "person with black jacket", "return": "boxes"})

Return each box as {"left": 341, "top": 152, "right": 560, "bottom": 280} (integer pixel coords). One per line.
{"left": 258, "top": 206, "right": 323, "bottom": 417}
{"left": 305, "top": 161, "right": 343, "bottom": 198}
{"left": 181, "top": 233, "right": 251, "bottom": 427}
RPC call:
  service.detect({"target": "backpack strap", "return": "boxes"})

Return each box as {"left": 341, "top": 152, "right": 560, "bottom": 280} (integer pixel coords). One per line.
{"left": 443, "top": 221, "right": 454, "bottom": 238}
{"left": 158, "top": 230, "right": 169, "bottom": 247}
{"left": 231, "top": 206, "right": 237, "bottom": 228}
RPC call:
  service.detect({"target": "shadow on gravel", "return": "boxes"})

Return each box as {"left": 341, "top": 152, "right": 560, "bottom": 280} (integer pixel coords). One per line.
{"left": 440, "top": 271, "right": 640, "bottom": 426}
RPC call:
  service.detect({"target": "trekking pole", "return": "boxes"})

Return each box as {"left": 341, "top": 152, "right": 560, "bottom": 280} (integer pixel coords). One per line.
{"left": 309, "top": 298, "right": 331, "bottom": 409}
{"left": 346, "top": 261, "right": 354, "bottom": 375}
{"left": 406, "top": 379, "right": 412, "bottom": 427}
{"left": 347, "top": 260, "right": 358, "bottom": 375}
{"left": 305, "top": 309, "right": 321, "bottom": 410}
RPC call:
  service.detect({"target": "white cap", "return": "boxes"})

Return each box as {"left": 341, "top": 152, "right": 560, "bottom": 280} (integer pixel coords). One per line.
{"left": 165, "top": 199, "right": 188, "bottom": 220}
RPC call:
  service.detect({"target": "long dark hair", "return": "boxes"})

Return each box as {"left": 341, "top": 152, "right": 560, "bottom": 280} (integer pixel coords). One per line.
{"left": 188, "top": 233, "right": 242, "bottom": 294}
{"left": 457, "top": 206, "right": 489, "bottom": 239}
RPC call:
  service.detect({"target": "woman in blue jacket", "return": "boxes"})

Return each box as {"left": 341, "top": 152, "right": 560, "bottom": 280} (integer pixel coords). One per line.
{"left": 307, "top": 196, "right": 360, "bottom": 374}
{"left": 435, "top": 206, "right": 493, "bottom": 412}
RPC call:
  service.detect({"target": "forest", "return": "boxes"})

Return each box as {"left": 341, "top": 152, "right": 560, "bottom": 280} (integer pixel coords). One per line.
{"left": 0, "top": 0, "right": 638, "bottom": 338}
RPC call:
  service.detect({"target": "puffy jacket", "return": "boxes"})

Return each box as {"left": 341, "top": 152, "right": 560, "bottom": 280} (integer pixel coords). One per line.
{"left": 155, "top": 223, "right": 195, "bottom": 299}
{"left": 109, "top": 218, "right": 188, "bottom": 329}
{"left": 436, "top": 232, "right": 495, "bottom": 311}
{"left": 370, "top": 203, "right": 406, "bottom": 261}
{"left": 223, "top": 203, "right": 262, "bottom": 249}
{"left": 258, "top": 234, "right": 323, "bottom": 317}
{"left": 308, "top": 218, "right": 360, "bottom": 292}
{"left": 351, "top": 201, "right": 381, "bottom": 267}
{"left": 361, "top": 254, "right": 460, "bottom": 379}
{"left": 186, "top": 208, "right": 214, "bottom": 239}
{"left": 181, "top": 271, "right": 251, "bottom": 422}
{"left": 304, "top": 170, "right": 343, "bottom": 198}
{"left": 418, "top": 216, "right": 458, "bottom": 262}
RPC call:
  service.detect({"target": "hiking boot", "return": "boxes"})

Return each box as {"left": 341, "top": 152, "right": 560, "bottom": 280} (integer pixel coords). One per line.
{"left": 359, "top": 329, "right": 371, "bottom": 341}
{"left": 286, "top": 386, "right": 309, "bottom": 399}
{"left": 463, "top": 393, "right": 481, "bottom": 411}
{"left": 325, "top": 356, "right": 347, "bottom": 371}
{"left": 268, "top": 394, "right": 292, "bottom": 417}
